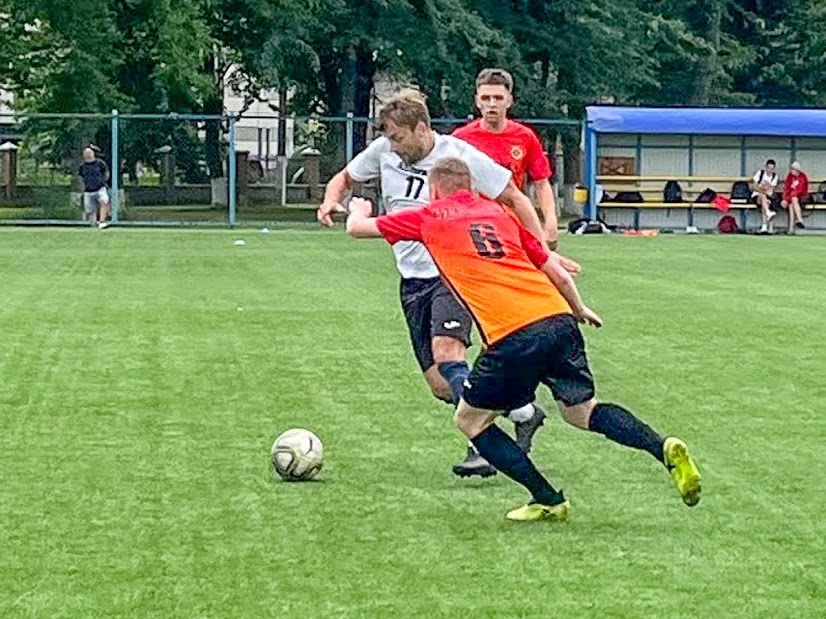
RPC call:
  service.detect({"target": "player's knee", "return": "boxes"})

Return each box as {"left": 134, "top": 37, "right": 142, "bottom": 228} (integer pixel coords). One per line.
{"left": 431, "top": 336, "right": 466, "bottom": 365}
{"left": 558, "top": 398, "right": 597, "bottom": 430}
{"left": 454, "top": 403, "right": 491, "bottom": 438}
{"left": 423, "top": 368, "right": 453, "bottom": 403}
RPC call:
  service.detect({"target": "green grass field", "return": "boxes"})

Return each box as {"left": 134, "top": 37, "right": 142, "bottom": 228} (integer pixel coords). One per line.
{"left": 1, "top": 229, "right": 824, "bottom": 618}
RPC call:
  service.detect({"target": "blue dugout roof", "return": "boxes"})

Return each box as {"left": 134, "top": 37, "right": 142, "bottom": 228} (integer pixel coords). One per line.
{"left": 586, "top": 106, "right": 826, "bottom": 137}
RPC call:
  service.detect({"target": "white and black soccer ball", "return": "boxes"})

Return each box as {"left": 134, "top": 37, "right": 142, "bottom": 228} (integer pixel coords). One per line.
{"left": 271, "top": 428, "right": 323, "bottom": 481}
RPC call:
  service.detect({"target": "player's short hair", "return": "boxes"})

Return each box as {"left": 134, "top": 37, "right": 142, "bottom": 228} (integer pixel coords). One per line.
{"left": 378, "top": 88, "right": 431, "bottom": 131}
{"left": 476, "top": 68, "right": 514, "bottom": 93}
{"left": 428, "top": 157, "right": 472, "bottom": 195}
{"left": 766, "top": 159, "right": 776, "bottom": 166}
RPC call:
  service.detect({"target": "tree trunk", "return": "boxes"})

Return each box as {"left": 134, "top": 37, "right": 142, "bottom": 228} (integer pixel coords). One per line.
{"left": 687, "top": 0, "right": 723, "bottom": 105}
{"left": 204, "top": 54, "right": 224, "bottom": 178}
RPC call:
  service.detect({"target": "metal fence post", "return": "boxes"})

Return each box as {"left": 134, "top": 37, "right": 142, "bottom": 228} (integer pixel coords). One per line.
{"left": 228, "top": 116, "right": 237, "bottom": 228}
{"left": 111, "top": 109, "right": 120, "bottom": 223}
{"left": 585, "top": 123, "right": 598, "bottom": 221}
{"left": 345, "top": 112, "right": 354, "bottom": 163}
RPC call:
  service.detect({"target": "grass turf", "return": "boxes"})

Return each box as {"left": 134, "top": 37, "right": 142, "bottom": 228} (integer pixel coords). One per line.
{"left": 0, "top": 229, "right": 824, "bottom": 618}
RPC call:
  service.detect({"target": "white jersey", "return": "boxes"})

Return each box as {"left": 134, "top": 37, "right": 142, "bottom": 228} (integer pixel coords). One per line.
{"left": 346, "top": 133, "right": 512, "bottom": 279}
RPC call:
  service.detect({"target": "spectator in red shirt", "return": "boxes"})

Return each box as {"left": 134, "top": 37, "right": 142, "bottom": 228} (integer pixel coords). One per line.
{"left": 782, "top": 161, "right": 809, "bottom": 234}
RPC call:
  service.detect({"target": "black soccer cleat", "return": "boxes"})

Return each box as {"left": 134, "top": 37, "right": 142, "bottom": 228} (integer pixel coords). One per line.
{"left": 452, "top": 447, "right": 497, "bottom": 478}
{"left": 514, "top": 403, "right": 547, "bottom": 454}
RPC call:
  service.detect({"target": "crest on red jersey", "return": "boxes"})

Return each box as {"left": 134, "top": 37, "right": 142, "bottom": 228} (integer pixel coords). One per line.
{"left": 510, "top": 145, "right": 525, "bottom": 161}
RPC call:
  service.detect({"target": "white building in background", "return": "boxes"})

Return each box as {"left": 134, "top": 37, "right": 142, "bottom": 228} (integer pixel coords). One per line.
{"left": 223, "top": 72, "right": 295, "bottom": 174}
{"left": 0, "top": 89, "right": 18, "bottom": 142}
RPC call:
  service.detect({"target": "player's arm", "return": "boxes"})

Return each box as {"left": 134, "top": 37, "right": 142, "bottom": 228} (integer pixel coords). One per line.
{"left": 506, "top": 189, "right": 581, "bottom": 275}
{"left": 525, "top": 131, "right": 558, "bottom": 248}
{"left": 520, "top": 225, "right": 597, "bottom": 325}
{"left": 317, "top": 169, "right": 354, "bottom": 227}
{"left": 346, "top": 198, "right": 426, "bottom": 243}
{"left": 496, "top": 181, "right": 547, "bottom": 244}
{"left": 541, "top": 257, "right": 601, "bottom": 327}
{"left": 533, "top": 179, "right": 558, "bottom": 249}
{"left": 460, "top": 138, "right": 547, "bottom": 243}
{"left": 318, "top": 137, "right": 385, "bottom": 227}
{"left": 344, "top": 197, "right": 380, "bottom": 237}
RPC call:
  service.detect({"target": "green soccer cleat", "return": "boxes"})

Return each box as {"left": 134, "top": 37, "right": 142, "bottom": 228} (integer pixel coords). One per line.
{"left": 506, "top": 500, "right": 570, "bottom": 522}
{"left": 663, "top": 437, "right": 702, "bottom": 507}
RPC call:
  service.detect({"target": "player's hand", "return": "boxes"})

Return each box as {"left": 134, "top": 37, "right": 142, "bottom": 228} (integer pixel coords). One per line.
{"left": 553, "top": 253, "right": 582, "bottom": 277}
{"left": 348, "top": 197, "right": 373, "bottom": 218}
{"left": 317, "top": 200, "right": 346, "bottom": 227}
{"left": 575, "top": 306, "right": 603, "bottom": 328}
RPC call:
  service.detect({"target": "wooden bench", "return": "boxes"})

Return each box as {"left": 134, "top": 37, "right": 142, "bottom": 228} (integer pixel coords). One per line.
{"left": 595, "top": 175, "right": 826, "bottom": 229}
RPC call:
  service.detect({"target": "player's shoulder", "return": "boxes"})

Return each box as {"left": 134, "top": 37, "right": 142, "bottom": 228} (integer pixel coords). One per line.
{"left": 452, "top": 119, "right": 483, "bottom": 137}
{"left": 506, "top": 120, "right": 540, "bottom": 139}
{"left": 364, "top": 135, "right": 392, "bottom": 151}
{"left": 435, "top": 133, "right": 480, "bottom": 154}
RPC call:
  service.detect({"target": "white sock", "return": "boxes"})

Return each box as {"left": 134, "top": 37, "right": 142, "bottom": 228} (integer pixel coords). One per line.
{"left": 507, "top": 403, "right": 535, "bottom": 423}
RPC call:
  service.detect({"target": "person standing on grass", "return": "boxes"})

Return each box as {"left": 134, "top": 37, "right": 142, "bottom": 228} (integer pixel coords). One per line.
{"left": 781, "top": 161, "right": 809, "bottom": 234}
{"left": 317, "top": 89, "right": 583, "bottom": 479}
{"left": 78, "top": 147, "right": 110, "bottom": 229}
{"left": 345, "top": 156, "right": 701, "bottom": 522}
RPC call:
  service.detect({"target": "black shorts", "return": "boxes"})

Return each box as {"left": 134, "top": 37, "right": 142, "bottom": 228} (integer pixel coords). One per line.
{"left": 463, "top": 314, "right": 595, "bottom": 411}
{"left": 400, "top": 277, "right": 473, "bottom": 372}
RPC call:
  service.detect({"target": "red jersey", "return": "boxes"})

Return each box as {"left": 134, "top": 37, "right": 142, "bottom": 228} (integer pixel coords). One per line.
{"left": 453, "top": 119, "right": 552, "bottom": 190}
{"left": 783, "top": 171, "right": 809, "bottom": 200}
{"left": 375, "top": 190, "right": 571, "bottom": 345}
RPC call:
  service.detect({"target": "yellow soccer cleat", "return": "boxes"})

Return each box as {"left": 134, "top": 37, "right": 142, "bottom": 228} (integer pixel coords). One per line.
{"left": 506, "top": 500, "right": 570, "bottom": 522}
{"left": 663, "top": 437, "right": 702, "bottom": 507}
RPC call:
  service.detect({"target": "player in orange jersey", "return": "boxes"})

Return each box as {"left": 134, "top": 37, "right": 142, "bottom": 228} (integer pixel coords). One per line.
{"left": 454, "top": 68, "right": 560, "bottom": 247}
{"left": 345, "top": 157, "right": 702, "bottom": 522}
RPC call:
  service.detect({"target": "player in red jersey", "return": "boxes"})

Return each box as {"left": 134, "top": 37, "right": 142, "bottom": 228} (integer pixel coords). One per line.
{"left": 452, "top": 68, "right": 579, "bottom": 476}
{"left": 454, "top": 68, "right": 560, "bottom": 247}
{"left": 345, "top": 157, "right": 702, "bottom": 522}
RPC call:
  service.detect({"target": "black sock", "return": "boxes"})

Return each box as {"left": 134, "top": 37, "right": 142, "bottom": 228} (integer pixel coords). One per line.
{"left": 471, "top": 424, "right": 564, "bottom": 505}
{"left": 588, "top": 402, "right": 665, "bottom": 463}
{"left": 437, "top": 361, "right": 469, "bottom": 406}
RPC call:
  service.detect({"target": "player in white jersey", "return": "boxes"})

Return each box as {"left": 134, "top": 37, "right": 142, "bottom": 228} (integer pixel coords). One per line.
{"left": 318, "top": 89, "right": 564, "bottom": 477}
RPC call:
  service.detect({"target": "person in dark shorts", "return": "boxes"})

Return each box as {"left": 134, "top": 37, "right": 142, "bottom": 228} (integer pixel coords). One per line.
{"left": 78, "top": 147, "right": 110, "bottom": 228}
{"left": 318, "top": 89, "right": 576, "bottom": 477}
{"left": 346, "top": 156, "right": 702, "bottom": 522}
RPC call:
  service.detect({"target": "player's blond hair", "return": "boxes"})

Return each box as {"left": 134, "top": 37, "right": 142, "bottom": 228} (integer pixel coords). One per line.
{"left": 378, "top": 88, "right": 431, "bottom": 131}
{"left": 476, "top": 68, "right": 514, "bottom": 93}
{"left": 428, "top": 157, "right": 472, "bottom": 195}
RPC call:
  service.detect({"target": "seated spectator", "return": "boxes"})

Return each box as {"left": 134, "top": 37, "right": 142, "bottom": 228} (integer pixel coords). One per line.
{"left": 752, "top": 159, "right": 778, "bottom": 234}
{"left": 781, "top": 161, "right": 809, "bottom": 234}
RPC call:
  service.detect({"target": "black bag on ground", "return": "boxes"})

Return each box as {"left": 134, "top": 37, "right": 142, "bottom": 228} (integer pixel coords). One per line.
{"left": 663, "top": 180, "right": 684, "bottom": 203}
{"left": 568, "top": 217, "right": 610, "bottom": 235}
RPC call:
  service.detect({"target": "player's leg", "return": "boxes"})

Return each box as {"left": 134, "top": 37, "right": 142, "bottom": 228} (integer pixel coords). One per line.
{"left": 98, "top": 188, "right": 110, "bottom": 228}
{"left": 457, "top": 329, "right": 568, "bottom": 521}
{"left": 758, "top": 195, "right": 771, "bottom": 232}
{"left": 544, "top": 315, "right": 701, "bottom": 506}
{"left": 400, "top": 278, "right": 452, "bottom": 403}
{"left": 423, "top": 282, "right": 495, "bottom": 477}
{"left": 83, "top": 193, "right": 98, "bottom": 226}
{"left": 430, "top": 283, "right": 546, "bottom": 458}
{"left": 791, "top": 197, "right": 805, "bottom": 229}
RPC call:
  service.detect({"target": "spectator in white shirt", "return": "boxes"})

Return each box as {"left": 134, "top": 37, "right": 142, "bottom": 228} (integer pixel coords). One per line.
{"left": 752, "top": 159, "right": 778, "bottom": 234}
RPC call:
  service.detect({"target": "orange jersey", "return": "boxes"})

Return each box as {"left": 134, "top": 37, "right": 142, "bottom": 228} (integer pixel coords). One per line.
{"left": 453, "top": 120, "right": 552, "bottom": 190}
{"left": 375, "top": 190, "right": 571, "bottom": 344}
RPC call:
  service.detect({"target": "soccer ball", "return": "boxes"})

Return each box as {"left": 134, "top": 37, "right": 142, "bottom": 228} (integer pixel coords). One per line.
{"left": 271, "top": 428, "right": 323, "bottom": 481}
